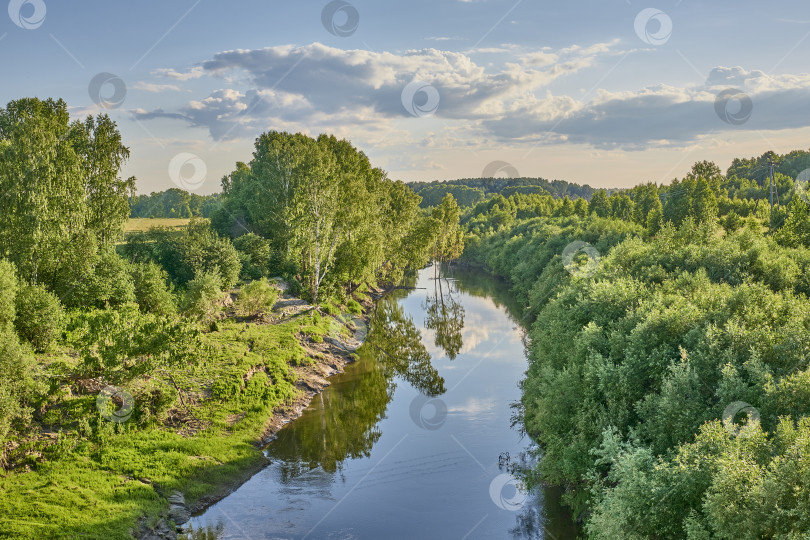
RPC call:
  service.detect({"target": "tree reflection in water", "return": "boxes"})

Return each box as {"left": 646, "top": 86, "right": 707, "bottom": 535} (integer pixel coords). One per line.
{"left": 423, "top": 263, "right": 465, "bottom": 360}
{"left": 264, "top": 289, "right": 447, "bottom": 481}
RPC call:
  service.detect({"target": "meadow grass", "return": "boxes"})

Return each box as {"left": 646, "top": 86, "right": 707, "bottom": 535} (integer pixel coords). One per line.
{"left": 0, "top": 310, "right": 339, "bottom": 539}
{"left": 124, "top": 218, "right": 195, "bottom": 234}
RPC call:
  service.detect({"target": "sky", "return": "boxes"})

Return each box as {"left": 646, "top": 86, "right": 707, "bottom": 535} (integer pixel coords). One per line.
{"left": 2, "top": 0, "right": 810, "bottom": 194}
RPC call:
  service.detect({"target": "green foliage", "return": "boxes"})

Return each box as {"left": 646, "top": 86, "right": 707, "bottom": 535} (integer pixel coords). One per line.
{"left": 182, "top": 271, "right": 223, "bottom": 324}
{"left": 464, "top": 189, "right": 810, "bottom": 537}
{"left": 218, "top": 131, "right": 433, "bottom": 302}
{"left": 129, "top": 261, "right": 176, "bottom": 316}
{"left": 415, "top": 184, "right": 485, "bottom": 208}
{"left": 0, "top": 98, "right": 131, "bottom": 287}
{"left": 233, "top": 232, "right": 271, "bottom": 280}
{"left": 0, "top": 327, "right": 35, "bottom": 449}
{"left": 130, "top": 188, "right": 221, "bottom": 219}
{"left": 65, "top": 247, "right": 136, "bottom": 309}
{"left": 123, "top": 218, "right": 240, "bottom": 290}
{"left": 14, "top": 284, "right": 65, "bottom": 352}
{"left": 234, "top": 278, "right": 278, "bottom": 317}
{"left": 0, "top": 259, "right": 18, "bottom": 328}
{"left": 67, "top": 304, "right": 199, "bottom": 383}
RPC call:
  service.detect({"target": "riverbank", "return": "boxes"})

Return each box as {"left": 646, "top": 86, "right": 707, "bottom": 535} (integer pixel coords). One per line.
{"left": 0, "top": 282, "right": 381, "bottom": 540}
{"left": 137, "top": 285, "right": 380, "bottom": 540}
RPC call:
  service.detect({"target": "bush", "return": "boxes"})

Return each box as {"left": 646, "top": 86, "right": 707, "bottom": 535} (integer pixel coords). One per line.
{"left": 0, "top": 328, "right": 35, "bottom": 448}
{"left": 66, "top": 247, "right": 136, "bottom": 309}
{"left": 233, "top": 233, "right": 271, "bottom": 280}
{"left": 347, "top": 299, "right": 362, "bottom": 314}
{"left": 0, "top": 259, "right": 18, "bottom": 328}
{"left": 183, "top": 271, "right": 223, "bottom": 324}
{"left": 234, "top": 278, "right": 278, "bottom": 317}
{"left": 14, "top": 284, "right": 65, "bottom": 352}
{"left": 130, "top": 261, "right": 176, "bottom": 316}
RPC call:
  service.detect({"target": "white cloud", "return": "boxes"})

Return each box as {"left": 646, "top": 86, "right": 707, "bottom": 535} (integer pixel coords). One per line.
{"left": 133, "top": 82, "right": 183, "bottom": 93}
{"left": 135, "top": 43, "right": 810, "bottom": 151}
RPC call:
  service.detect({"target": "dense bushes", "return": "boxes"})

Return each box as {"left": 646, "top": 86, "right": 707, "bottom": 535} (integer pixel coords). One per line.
{"left": 14, "top": 284, "right": 65, "bottom": 352}
{"left": 123, "top": 218, "right": 240, "bottom": 290}
{"left": 464, "top": 211, "right": 810, "bottom": 537}
{"left": 234, "top": 278, "right": 278, "bottom": 317}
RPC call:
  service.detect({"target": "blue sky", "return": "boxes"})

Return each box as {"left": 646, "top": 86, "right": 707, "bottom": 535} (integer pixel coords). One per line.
{"left": 2, "top": 0, "right": 810, "bottom": 194}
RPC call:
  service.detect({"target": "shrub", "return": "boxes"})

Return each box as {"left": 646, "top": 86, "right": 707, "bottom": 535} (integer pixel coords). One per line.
{"left": 130, "top": 261, "right": 176, "bottom": 316}
{"left": 182, "top": 271, "right": 223, "bottom": 324}
{"left": 233, "top": 233, "right": 271, "bottom": 280}
{"left": 347, "top": 299, "right": 362, "bottom": 314}
{"left": 0, "top": 259, "right": 18, "bottom": 328}
{"left": 0, "top": 327, "right": 35, "bottom": 447}
{"left": 14, "top": 284, "right": 65, "bottom": 352}
{"left": 234, "top": 278, "right": 278, "bottom": 317}
{"left": 66, "top": 247, "right": 136, "bottom": 309}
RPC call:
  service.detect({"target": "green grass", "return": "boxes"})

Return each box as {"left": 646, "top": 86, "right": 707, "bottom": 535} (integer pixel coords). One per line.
{"left": 0, "top": 313, "right": 339, "bottom": 539}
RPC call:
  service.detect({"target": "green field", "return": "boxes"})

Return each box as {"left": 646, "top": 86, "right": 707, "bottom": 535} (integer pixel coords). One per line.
{"left": 124, "top": 218, "right": 194, "bottom": 233}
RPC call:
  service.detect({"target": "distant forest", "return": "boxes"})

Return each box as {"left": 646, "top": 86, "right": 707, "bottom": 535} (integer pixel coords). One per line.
{"left": 130, "top": 149, "right": 810, "bottom": 217}
{"left": 129, "top": 188, "right": 221, "bottom": 218}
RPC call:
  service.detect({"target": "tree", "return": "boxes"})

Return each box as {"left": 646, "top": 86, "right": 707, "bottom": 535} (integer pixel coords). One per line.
{"left": 0, "top": 99, "right": 131, "bottom": 290}
{"left": 14, "top": 284, "right": 65, "bottom": 352}
{"left": 692, "top": 178, "right": 718, "bottom": 224}
{"left": 589, "top": 190, "right": 611, "bottom": 218}
{"left": 632, "top": 183, "right": 662, "bottom": 225}
{"left": 431, "top": 194, "right": 464, "bottom": 262}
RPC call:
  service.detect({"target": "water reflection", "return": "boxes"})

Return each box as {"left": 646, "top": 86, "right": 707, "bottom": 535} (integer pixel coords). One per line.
{"left": 424, "top": 264, "right": 466, "bottom": 360}
{"left": 265, "top": 287, "right": 449, "bottom": 477}
{"left": 185, "top": 265, "right": 580, "bottom": 539}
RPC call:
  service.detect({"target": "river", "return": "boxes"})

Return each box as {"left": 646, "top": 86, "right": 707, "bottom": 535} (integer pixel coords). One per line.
{"left": 185, "top": 265, "right": 578, "bottom": 539}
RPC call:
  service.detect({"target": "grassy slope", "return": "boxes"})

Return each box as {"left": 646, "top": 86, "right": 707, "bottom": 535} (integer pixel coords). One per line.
{"left": 0, "top": 308, "right": 349, "bottom": 539}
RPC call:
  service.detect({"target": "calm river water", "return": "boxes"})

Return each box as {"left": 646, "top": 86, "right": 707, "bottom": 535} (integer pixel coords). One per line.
{"left": 186, "top": 265, "right": 578, "bottom": 539}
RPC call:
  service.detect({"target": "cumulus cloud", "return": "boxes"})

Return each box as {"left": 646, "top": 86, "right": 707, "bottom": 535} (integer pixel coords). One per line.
{"left": 134, "top": 41, "right": 618, "bottom": 140}
{"left": 135, "top": 42, "right": 810, "bottom": 150}
{"left": 483, "top": 67, "right": 810, "bottom": 149}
